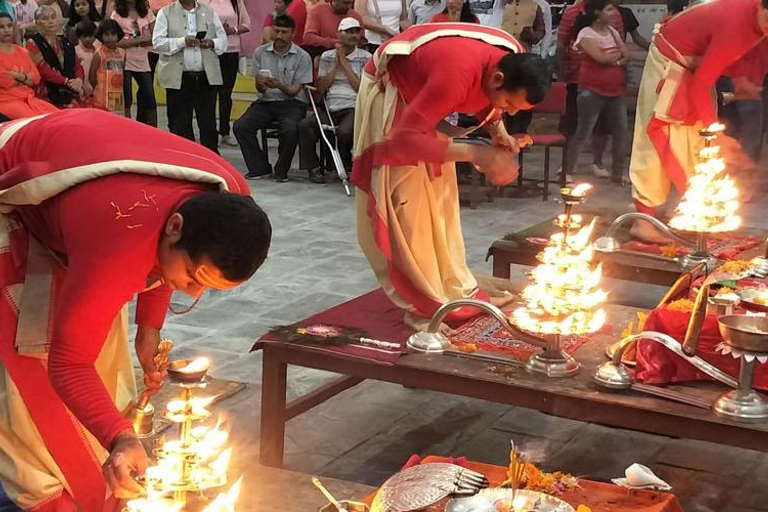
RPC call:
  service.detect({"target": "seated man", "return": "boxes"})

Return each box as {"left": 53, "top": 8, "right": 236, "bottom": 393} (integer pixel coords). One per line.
{"left": 299, "top": 17, "right": 370, "bottom": 183}
{"left": 233, "top": 14, "right": 313, "bottom": 182}
{"left": 303, "top": 0, "right": 365, "bottom": 58}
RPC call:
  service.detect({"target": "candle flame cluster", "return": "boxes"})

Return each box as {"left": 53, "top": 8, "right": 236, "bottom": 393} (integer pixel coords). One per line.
{"left": 668, "top": 123, "right": 741, "bottom": 233}
{"left": 125, "top": 358, "right": 242, "bottom": 512}
{"left": 512, "top": 186, "right": 607, "bottom": 335}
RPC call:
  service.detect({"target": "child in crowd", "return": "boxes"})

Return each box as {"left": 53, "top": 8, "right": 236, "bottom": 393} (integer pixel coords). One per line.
{"left": 74, "top": 19, "right": 99, "bottom": 95}
{"left": 89, "top": 18, "right": 124, "bottom": 113}
{"left": 66, "top": 0, "right": 100, "bottom": 41}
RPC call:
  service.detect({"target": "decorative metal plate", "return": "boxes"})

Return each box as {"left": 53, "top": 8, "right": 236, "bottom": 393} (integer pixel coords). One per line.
{"left": 370, "top": 464, "right": 485, "bottom": 512}
{"left": 446, "top": 488, "right": 575, "bottom": 512}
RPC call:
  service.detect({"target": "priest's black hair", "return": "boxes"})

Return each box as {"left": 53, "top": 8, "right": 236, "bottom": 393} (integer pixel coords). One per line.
{"left": 175, "top": 192, "right": 272, "bottom": 282}
{"left": 496, "top": 52, "right": 552, "bottom": 105}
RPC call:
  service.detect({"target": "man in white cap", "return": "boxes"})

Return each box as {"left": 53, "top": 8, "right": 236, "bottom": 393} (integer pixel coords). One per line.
{"left": 298, "top": 17, "right": 371, "bottom": 183}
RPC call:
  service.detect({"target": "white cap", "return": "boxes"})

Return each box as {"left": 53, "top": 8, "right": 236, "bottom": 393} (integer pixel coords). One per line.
{"left": 338, "top": 17, "right": 361, "bottom": 32}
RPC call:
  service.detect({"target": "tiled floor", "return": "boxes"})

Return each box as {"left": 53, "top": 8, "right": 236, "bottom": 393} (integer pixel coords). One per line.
{"left": 148, "top": 110, "right": 768, "bottom": 511}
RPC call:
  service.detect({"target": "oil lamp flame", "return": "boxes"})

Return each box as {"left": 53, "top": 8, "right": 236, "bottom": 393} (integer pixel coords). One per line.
{"left": 512, "top": 213, "right": 606, "bottom": 335}
{"left": 570, "top": 183, "right": 592, "bottom": 197}
{"left": 181, "top": 357, "right": 210, "bottom": 373}
{"left": 202, "top": 477, "right": 243, "bottom": 512}
{"left": 668, "top": 130, "right": 741, "bottom": 233}
{"left": 706, "top": 122, "right": 725, "bottom": 132}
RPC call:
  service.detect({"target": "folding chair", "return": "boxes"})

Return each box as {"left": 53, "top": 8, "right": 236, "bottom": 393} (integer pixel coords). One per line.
{"left": 305, "top": 85, "right": 351, "bottom": 197}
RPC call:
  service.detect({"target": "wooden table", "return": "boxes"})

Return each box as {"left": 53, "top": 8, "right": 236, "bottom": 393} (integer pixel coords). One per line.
{"left": 258, "top": 303, "right": 768, "bottom": 469}
{"left": 487, "top": 214, "right": 767, "bottom": 287}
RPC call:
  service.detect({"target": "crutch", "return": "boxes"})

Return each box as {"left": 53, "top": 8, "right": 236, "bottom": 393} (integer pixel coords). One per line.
{"left": 305, "top": 85, "right": 351, "bottom": 196}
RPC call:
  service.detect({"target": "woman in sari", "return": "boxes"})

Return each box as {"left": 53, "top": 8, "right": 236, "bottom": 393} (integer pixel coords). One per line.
{"left": 26, "top": 4, "right": 88, "bottom": 107}
{"left": 0, "top": 12, "right": 57, "bottom": 117}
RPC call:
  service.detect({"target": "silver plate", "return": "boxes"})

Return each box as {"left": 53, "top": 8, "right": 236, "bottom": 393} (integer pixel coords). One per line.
{"left": 446, "top": 488, "right": 575, "bottom": 512}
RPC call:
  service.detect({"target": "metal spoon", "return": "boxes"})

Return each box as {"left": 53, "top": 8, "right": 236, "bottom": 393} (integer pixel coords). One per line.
{"left": 312, "top": 476, "right": 348, "bottom": 512}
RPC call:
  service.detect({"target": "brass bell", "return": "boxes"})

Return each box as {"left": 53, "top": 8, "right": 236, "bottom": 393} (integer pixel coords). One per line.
{"left": 122, "top": 339, "right": 174, "bottom": 438}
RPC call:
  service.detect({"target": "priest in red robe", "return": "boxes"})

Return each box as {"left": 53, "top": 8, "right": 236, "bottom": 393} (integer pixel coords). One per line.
{"left": 628, "top": 0, "right": 768, "bottom": 242}
{"left": 0, "top": 110, "right": 272, "bottom": 511}
{"left": 352, "top": 23, "right": 551, "bottom": 329}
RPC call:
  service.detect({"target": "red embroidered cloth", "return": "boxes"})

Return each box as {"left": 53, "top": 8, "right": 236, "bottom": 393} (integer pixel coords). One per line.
{"left": 622, "top": 235, "right": 761, "bottom": 260}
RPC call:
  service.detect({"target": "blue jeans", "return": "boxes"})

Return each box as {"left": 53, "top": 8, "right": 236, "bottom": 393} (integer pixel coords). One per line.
{"left": 123, "top": 70, "right": 157, "bottom": 124}
{"left": 563, "top": 89, "right": 628, "bottom": 176}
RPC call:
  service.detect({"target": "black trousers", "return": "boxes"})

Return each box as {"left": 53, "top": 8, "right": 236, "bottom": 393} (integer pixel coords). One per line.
{"left": 298, "top": 108, "right": 355, "bottom": 174}
{"left": 166, "top": 71, "right": 219, "bottom": 154}
{"left": 217, "top": 52, "right": 239, "bottom": 136}
{"left": 233, "top": 99, "right": 306, "bottom": 178}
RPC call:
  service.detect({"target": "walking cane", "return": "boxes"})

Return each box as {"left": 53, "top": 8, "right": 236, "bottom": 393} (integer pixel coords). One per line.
{"left": 305, "top": 85, "right": 351, "bottom": 197}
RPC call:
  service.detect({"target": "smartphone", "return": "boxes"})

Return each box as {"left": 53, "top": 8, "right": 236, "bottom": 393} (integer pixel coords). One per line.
{"left": 195, "top": 31, "right": 207, "bottom": 40}
{"left": 258, "top": 69, "right": 273, "bottom": 78}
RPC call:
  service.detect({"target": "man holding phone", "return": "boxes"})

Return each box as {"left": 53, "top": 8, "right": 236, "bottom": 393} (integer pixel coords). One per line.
{"left": 233, "top": 14, "right": 313, "bottom": 182}
{"left": 153, "top": 0, "right": 228, "bottom": 153}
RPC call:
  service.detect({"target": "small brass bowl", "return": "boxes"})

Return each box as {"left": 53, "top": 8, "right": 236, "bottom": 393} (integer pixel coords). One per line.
{"left": 718, "top": 315, "right": 768, "bottom": 353}
{"left": 167, "top": 359, "right": 208, "bottom": 383}
{"left": 318, "top": 501, "right": 369, "bottom": 512}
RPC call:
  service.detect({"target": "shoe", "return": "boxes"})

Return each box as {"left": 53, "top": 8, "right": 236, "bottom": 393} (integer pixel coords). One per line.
{"left": 220, "top": 135, "right": 238, "bottom": 147}
{"left": 308, "top": 167, "right": 325, "bottom": 184}
{"left": 557, "top": 168, "right": 574, "bottom": 184}
{"left": 274, "top": 175, "right": 289, "bottom": 182}
{"left": 245, "top": 172, "right": 271, "bottom": 180}
{"left": 592, "top": 164, "right": 610, "bottom": 178}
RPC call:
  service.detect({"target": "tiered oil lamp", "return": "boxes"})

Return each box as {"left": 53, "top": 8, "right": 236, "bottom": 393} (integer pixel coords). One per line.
{"left": 406, "top": 184, "right": 605, "bottom": 378}
{"left": 512, "top": 184, "right": 607, "bottom": 377}
{"left": 594, "top": 123, "right": 741, "bottom": 272}
{"left": 125, "top": 357, "right": 243, "bottom": 511}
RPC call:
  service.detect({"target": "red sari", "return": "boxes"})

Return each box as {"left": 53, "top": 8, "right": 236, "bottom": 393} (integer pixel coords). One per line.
{"left": 0, "top": 110, "right": 249, "bottom": 511}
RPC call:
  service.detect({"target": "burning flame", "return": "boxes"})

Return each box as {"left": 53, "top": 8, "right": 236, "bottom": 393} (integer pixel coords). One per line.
{"left": 570, "top": 183, "right": 592, "bottom": 197}
{"left": 202, "top": 477, "right": 243, "bottom": 512}
{"left": 512, "top": 212, "right": 607, "bottom": 335}
{"left": 706, "top": 122, "right": 725, "bottom": 132}
{"left": 181, "top": 357, "right": 211, "bottom": 373}
{"left": 167, "top": 395, "right": 216, "bottom": 417}
{"left": 668, "top": 124, "right": 741, "bottom": 233}
{"left": 130, "top": 387, "right": 239, "bottom": 511}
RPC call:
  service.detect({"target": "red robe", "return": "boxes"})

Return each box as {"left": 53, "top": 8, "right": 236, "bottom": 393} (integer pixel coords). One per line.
{"left": 353, "top": 24, "right": 522, "bottom": 190}
{"left": 657, "top": 0, "right": 766, "bottom": 126}
{"left": 0, "top": 110, "right": 249, "bottom": 511}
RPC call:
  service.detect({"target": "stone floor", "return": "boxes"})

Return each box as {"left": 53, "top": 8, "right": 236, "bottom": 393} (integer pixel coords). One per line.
{"left": 147, "top": 113, "right": 768, "bottom": 512}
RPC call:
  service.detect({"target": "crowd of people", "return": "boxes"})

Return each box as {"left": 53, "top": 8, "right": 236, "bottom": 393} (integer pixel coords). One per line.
{"left": 0, "top": 0, "right": 764, "bottom": 191}
{"left": 1, "top": 0, "right": 768, "bottom": 509}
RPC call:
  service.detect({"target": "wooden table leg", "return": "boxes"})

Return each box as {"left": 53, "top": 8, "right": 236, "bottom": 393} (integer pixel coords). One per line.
{"left": 260, "top": 347, "right": 288, "bottom": 468}
{"left": 491, "top": 253, "right": 511, "bottom": 279}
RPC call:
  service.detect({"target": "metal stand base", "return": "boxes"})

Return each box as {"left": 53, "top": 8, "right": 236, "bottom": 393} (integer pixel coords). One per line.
{"left": 713, "top": 390, "right": 768, "bottom": 423}
{"left": 680, "top": 250, "right": 717, "bottom": 273}
{"left": 525, "top": 351, "right": 580, "bottom": 378}
{"left": 406, "top": 331, "right": 451, "bottom": 354}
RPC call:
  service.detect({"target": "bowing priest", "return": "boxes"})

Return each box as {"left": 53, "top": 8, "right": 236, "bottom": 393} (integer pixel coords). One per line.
{"left": 352, "top": 23, "right": 551, "bottom": 330}
{"left": 628, "top": 0, "right": 768, "bottom": 242}
{"left": 0, "top": 110, "right": 272, "bottom": 511}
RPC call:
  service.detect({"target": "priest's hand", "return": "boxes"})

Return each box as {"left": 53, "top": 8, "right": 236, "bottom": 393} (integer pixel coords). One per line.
{"left": 135, "top": 326, "right": 166, "bottom": 396}
{"left": 104, "top": 430, "right": 148, "bottom": 499}
{"left": 472, "top": 145, "right": 520, "bottom": 185}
